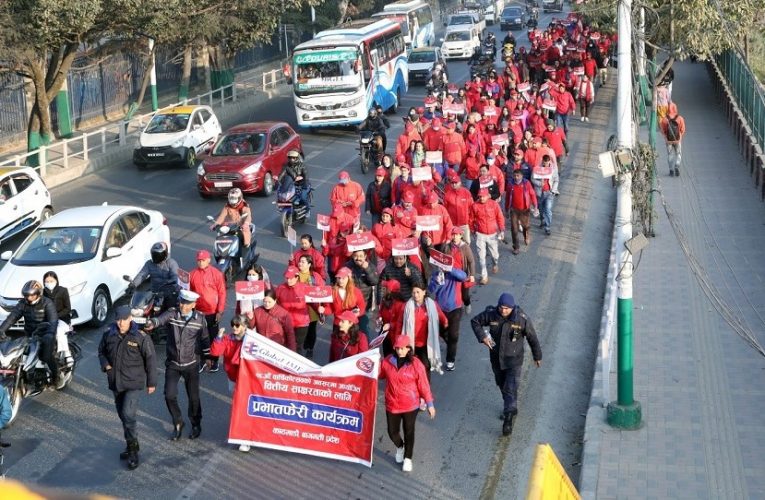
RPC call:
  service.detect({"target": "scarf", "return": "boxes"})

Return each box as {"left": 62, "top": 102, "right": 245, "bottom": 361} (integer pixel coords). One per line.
{"left": 402, "top": 298, "right": 443, "bottom": 375}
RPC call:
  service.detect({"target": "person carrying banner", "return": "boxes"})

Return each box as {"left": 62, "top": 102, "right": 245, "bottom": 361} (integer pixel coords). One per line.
{"left": 210, "top": 315, "right": 249, "bottom": 451}
{"left": 379, "top": 335, "right": 436, "bottom": 473}
{"left": 328, "top": 310, "right": 369, "bottom": 362}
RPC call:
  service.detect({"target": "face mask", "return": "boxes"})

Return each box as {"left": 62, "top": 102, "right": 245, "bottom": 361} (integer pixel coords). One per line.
{"left": 339, "top": 179, "right": 349, "bottom": 186}
{"left": 247, "top": 275, "right": 258, "bottom": 282}
{"left": 44, "top": 282, "right": 56, "bottom": 291}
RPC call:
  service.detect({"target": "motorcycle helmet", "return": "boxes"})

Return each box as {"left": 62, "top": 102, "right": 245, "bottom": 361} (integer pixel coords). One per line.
{"left": 22, "top": 280, "right": 43, "bottom": 298}
{"left": 287, "top": 149, "right": 301, "bottom": 167}
{"left": 228, "top": 187, "right": 243, "bottom": 207}
{"left": 150, "top": 242, "right": 168, "bottom": 264}
{"left": 368, "top": 108, "right": 378, "bottom": 119}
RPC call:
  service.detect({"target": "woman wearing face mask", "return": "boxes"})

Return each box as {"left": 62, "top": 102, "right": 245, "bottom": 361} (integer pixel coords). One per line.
{"left": 246, "top": 290, "right": 296, "bottom": 351}
{"left": 43, "top": 271, "right": 73, "bottom": 367}
{"left": 379, "top": 335, "right": 436, "bottom": 473}
{"left": 296, "top": 255, "right": 324, "bottom": 359}
{"left": 236, "top": 263, "right": 271, "bottom": 315}
{"left": 328, "top": 310, "right": 369, "bottom": 362}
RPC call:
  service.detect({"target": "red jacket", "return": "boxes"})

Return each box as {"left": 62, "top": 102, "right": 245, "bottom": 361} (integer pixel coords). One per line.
{"left": 422, "top": 127, "right": 444, "bottom": 151}
{"left": 505, "top": 179, "right": 538, "bottom": 212}
{"left": 395, "top": 127, "right": 423, "bottom": 159}
{"left": 441, "top": 132, "right": 466, "bottom": 166}
{"left": 372, "top": 221, "right": 407, "bottom": 261}
{"left": 324, "top": 287, "right": 366, "bottom": 325}
{"left": 379, "top": 355, "right": 434, "bottom": 413}
{"left": 210, "top": 334, "right": 242, "bottom": 382}
{"left": 549, "top": 87, "right": 576, "bottom": 115}
{"left": 417, "top": 202, "right": 454, "bottom": 246}
{"left": 330, "top": 181, "right": 365, "bottom": 220}
{"left": 393, "top": 204, "right": 419, "bottom": 234}
{"left": 470, "top": 199, "right": 505, "bottom": 234}
{"left": 460, "top": 154, "right": 484, "bottom": 181}
{"left": 328, "top": 331, "right": 370, "bottom": 363}
{"left": 289, "top": 247, "right": 327, "bottom": 280}
{"left": 248, "top": 305, "right": 296, "bottom": 351}
{"left": 275, "top": 282, "right": 311, "bottom": 328}
{"left": 443, "top": 184, "right": 474, "bottom": 227}
{"left": 188, "top": 265, "right": 226, "bottom": 316}
{"left": 543, "top": 127, "right": 567, "bottom": 157}
{"left": 583, "top": 58, "right": 597, "bottom": 78}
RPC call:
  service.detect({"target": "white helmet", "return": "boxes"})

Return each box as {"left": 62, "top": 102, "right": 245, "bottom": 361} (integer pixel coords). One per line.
{"left": 228, "top": 188, "right": 243, "bottom": 206}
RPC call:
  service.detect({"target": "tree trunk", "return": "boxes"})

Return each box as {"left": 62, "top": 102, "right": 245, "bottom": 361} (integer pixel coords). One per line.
{"left": 199, "top": 41, "right": 211, "bottom": 91}
{"left": 178, "top": 44, "right": 193, "bottom": 101}
{"left": 132, "top": 42, "right": 157, "bottom": 114}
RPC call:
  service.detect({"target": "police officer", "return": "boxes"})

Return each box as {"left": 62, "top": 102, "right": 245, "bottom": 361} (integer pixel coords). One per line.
{"left": 470, "top": 292, "right": 541, "bottom": 436}
{"left": 98, "top": 305, "right": 157, "bottom": 470}
{"left": 146, "top": 289, "right": 211, "bottom": 440}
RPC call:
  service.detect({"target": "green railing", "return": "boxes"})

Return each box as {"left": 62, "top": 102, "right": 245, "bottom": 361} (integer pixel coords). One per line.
{"left": 715, "top": 50, "right": 765, "bottom": 148}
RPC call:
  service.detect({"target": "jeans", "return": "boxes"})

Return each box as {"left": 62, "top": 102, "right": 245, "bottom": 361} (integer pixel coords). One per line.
{"left": 164, "top": 362, "right": 202, "bottom": 426}
{"left": 667, "top": 142, "right": 682, "bottom": 171}
{"left": 114, "top": 389, "right": 141, "bottom": 443}
{"left": 556, "top": 112, "right": 570, "bottom": 134}
{"left": 509, "top": 209, "right": 530, "bottom": 250}
{"left": 443, "top": 309, "right": 463, "bottom": 363}
{"left": 491, "top": 359, "right": 524, "bottom": 416}
{"left": 475, "top": 232, "right": 499, "bottom": 279}
{"left": 538, "top": 190, "right": 555, "bottom": 230}
{"left": 386, "top": 410, "right": 419, "bottom": 459}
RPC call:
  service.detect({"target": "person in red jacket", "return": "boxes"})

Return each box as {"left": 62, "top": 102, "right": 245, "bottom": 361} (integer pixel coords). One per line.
{"left": 317, "top": 267, "right": 366, "bottom": 331}
{"left": 189, "top": 249, "right": 226, "bottom": 373}
{"left": 548, "top": 81, "right": 576, "bottom": 133}
{"left": 328, "top": 310, "right": 369, "bottom": 363}
{"left": 441, "top": 122, "right": 467, "bottom": 171}
{"left": 289, "top": 234, "right": 327, "bottom": 281}
{"left": 379, "top": 334, "right": 436, "bottom": 473}
{"left": 528, "top": 107, "right": 548, "bottom": 138}
{"left": 422, "top": 118, "right": 444, "bottom": 151}
{"left": 275, "top": 266, "right": 311, "bottom": 355}
{"left": 247, "top": 290, "right": 296, "bottom": 351}
{"left": 660, "top": 102, "right": 686, "bottom": 177}
{"left": 505, "top": 169, "right": 539, "bottom": 255}
{"left": 576, "top": 74, "right": 595, "bottom": 122}
{"left": 393, "top": 191, "right": 419, "bottom": 236}
{"left": 542, "top": 119, "right": 568, "bottom": 166}
{"left": 460, "top": 145, "right": 484, "bottom": 186}
{"left": 395, "top": 121, "right": 423, "bottom": 160}
{"left": 330, "top": 171, "right": 365, "bottom": 221}
{"left": 470, "top": 188, "right": 505, "bottom": 284}
{"left": 323, "top": 204, "right": 357, "bottom": 278}
{"left": 210, "top": 315, "right": 248, "bottom": 451}
{"left": 373, "top": 208, "right": 406, "bottom": 262}
{"left": 418, "top": 191, "right": 454, "bottom": 249}
{"left": 443, "top": 169, "right": 474, "bottom": 244}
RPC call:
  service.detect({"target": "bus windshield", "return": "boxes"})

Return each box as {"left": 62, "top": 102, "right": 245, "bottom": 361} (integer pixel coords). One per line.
{"left": 293, "top": 48, "right": 362, "bottom": 97}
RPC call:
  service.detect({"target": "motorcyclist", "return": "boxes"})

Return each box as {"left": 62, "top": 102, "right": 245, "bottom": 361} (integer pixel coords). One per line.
{"left": 129, "top": 241, "right": 181, "bottom": 309}
{"left": 278, "top": 150, "right": 311, "bottom": 209}
{"left": 0, "top": 280, "right": 61, "bottom": 388}
{"left": 468, "top": 46, "right": 483, "bottom": 66}
{"left": 212, "top": 188, "right": 253, "bottom": 250}
{"left": 503, "top": 32, "right": 517, "bottom": 47}
{"left": 426, "top": 64, "right": 449, "bottom": 98}
{"left": 358, "top": 108, "right": 390, "bottom": 153}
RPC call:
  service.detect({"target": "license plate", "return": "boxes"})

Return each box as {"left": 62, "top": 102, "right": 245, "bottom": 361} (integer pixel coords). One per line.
{"left": 319, "top": 111, "right": 336, "bottom": 117}
{"left": 133, "top": 317, "right": 146, "bottom": 324}
{"left": 147, "top": 153, "right": 165, "bottom": 157}
{"left": 214, "top": 181, "right": 233, "bottom": 188}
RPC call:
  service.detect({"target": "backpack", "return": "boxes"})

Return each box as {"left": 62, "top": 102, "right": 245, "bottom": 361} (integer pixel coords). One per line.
{"left": 666, "top": 117, "right": 680, "bottom": 142}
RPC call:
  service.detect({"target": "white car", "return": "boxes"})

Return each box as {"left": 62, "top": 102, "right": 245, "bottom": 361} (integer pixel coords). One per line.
{"left": 481, "top": 0, "right": 505, "bottom": 25}
{"left": 0, "top": 166, "right": 54, "bottom": 244}
{"left": 407, "top": 46, "right": 447, "bottom": 84}
{"left": 441, "top": 26, "right": 482, "bottom": 60}
{"left": 446, "top": 10, "right": 486, "bottom": 35}
{"left": 133, "top": 105, "right": 222, "bottom": 170}
{"left": 0, "top": 204, "right": 171, "bottom": 327}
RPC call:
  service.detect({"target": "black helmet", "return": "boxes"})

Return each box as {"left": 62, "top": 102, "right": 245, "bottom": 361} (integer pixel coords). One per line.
{"left": 22, "top": 280, "right": 43, "bottom": 297}
{"left": 368, "top": 108, "right": 378, "bottom": 119}
{"left": 150, "top": 242, "right": 168, "bottom": 264}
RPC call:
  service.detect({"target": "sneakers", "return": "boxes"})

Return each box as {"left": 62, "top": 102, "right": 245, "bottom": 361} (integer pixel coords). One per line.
{"left": 239, "top": 444, "right": 251, "bottom": 453}
{"left": 580, "top": 116, "right": 585, "bottom": 122}
{"left": 395, "top": 446, "right": 405, "bottom": 464}
{"left": 402, "top": 458, "right": 413, "bottom": 472}
{"left": 669, "top": 170, "right": 675, "bottom": 177}
{"left": 675, "top": 167, "right": 680, "bottom": 177}
{"left": 585, "top": 117, "right": 590, "bottom": 122}
{"left": 502, "top": 414, "right": 515, "bottom": 436}
{"left": 479, "top": 277, "right": 489, "bottom": 285}
{"left": 465, "top": 304, "right": 472, "bottom": 314}
{"left": 544, "top": 228, "right": 551, "bottom": 236}
{"left": 209, "top": 361, "right": 219, "bottom": 373}
{"left": 445, "top": 362, "right": 455, "bottom": 371}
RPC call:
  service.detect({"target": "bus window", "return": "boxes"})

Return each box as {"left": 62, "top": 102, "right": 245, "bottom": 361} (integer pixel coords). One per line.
{"left": 416, "top": 5, "right": 433, "bottom": 26}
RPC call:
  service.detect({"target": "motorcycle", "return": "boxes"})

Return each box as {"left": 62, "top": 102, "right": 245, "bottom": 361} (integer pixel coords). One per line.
{"left": 0, "top": 323, "right": 81, "bottom": 425}
{"left": 359, "top": 130, "right": 384, "bottom": 174}
{"left": 469, "top": 56, "right": 494, "bottom": 79}
{"left": 205, "top": 213, "right": 258, "bottom": 284}
{"left": 482, "top": 39, "right": 497, "bottom": 59}
{"left": 275, "top": 176, "right": 314, "bottom": 238}
{"left": 122, "top": 275, "right": 166, "bottom": 344}
{"left": 502, "top": 42, "right": 515, "bottom": 60}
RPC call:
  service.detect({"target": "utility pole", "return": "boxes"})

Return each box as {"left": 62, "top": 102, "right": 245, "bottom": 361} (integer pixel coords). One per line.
{"left": 148, "top": 37, "right": 158, "bottom": 112}
{"left": 606, "top": 0, "right": 642, "bottom": 430}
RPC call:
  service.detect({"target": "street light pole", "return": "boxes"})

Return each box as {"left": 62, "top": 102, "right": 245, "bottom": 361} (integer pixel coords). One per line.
{"left": 148, "top": 37, "right": 158, "bottom": 112}
{"left": 607, "top": 0, "right": 642, "bottom": 430}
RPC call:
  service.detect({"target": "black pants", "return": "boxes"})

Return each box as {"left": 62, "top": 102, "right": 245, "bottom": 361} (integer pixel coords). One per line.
{"left": 114, "top": 389, "right": 140, "bottom": 443}
{"left": 386, "top": 410, "right": 419, "bottom": 459}
{"left": 303, "top": 321, "right": 318, "bottom": 350}
{"left": 164, "top": 363, "right": 202, "bottom": 426}
{"left": 39, "top": 333, "right": 57, "bottom": 380}
{"left": 203, "top": 314, "right": 219, "bottom": 364}
{"left": 491, "top": 359, "right": 524, "bottom": 416}
{"left": 443, "top": 309, "right": 463, "bottom": 363}
{"left": 414, "top": 346, "right": 431, "bottom": 383}
{"left": 294, "top": 326, "right": 308, "bottom": 354}
{"left": 462, "top": 286, "right": 471, "bottom": 307}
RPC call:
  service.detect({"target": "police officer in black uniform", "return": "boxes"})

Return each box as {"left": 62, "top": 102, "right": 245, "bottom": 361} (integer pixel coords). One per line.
{"left": 98, "top": 305, "right": 157, "bottom": 470}
{"left": 471, "top": 292, "right": 542, "bottom": 436}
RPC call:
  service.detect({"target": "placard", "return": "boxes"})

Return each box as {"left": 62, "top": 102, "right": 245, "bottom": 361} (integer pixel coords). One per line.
{"left": 411, "top": 166, "right": 433, "bottom": 182}
{"left": 391, "top": 238, "right": 419, "bottom": 256}
{"left": 177, "top": 268, "right": 190, "bottom": 291}
{"left": 443, "top": 102, "right": 465, "bottom": 115}
{"left": 346, "top": 231, "right": 376, "bottom": 252}
{"left": 479, "top": 175, "right": 494, "bottom": 189}
{"left": 483, "top": 107, "right": 497, "bottom": 117}
{"left": 368, "top": 332, "right": 388, "bottom": 350}
{"left": 428, "top": 249, "right": 453, "bottom": 272}
{"left": 425, "top": 151, "right": 442, "bottom": 164}
{"left": 573, "top": 67, "right": 585, "bottom": 76}
{"left": 517, "top": 82, "right": 531, "bottom": 93}
{"left": 235, "top": 280, "right": 266, "bottom": 301}
{"left": 317, "top": 214, "right": 330, "bottom": 232}
{"left": 287, "top": 226, "right": 297, "bottom": 247}
{"left": 543, "top": 99, "right": 557, "bottom": 111}
{"left": 415, "top": 215, "right": 441, "bottom": 232}
{"left": 491, "top": 133, "right": 509, "bottom": 147}
{"left": 303, "top": 285, "right": 334, "bottom": 303}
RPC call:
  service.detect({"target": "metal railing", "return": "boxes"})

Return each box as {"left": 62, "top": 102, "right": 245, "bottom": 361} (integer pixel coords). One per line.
{"left": 715, "top": 49, "right": 765, "bottom": 149}
{"left": 0, "top": 68, "right": 286, "bottom": 177}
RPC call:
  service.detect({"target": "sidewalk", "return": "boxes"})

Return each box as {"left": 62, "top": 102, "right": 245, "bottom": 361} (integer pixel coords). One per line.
{"left": 580, "top": 61, "right": 765, "bottom": 499}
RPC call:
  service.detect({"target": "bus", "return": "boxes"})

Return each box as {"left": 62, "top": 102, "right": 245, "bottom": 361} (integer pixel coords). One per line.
{"left": 372, "top": 0, "right": 435, "bottom": 49}
{"left": 291, "top": 18, "right": 408, "bottom": 128}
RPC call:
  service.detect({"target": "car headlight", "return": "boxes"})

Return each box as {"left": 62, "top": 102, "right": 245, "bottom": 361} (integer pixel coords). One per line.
{"left": 242, "top": 161, "right": 262, "bottom": 175}
{"left": 296, "top": 102, "right": 316, "bottom": 111}
{"left": 341, "top": 96, "right": 364, "bottom": 109}
{"left": 197, "top": 164, "right": 206, "bottom": 176}
{"left": 69, "top": 281, "right": 87, "bottom": 296}
{"left": 171, "top": 138, "right": 185, "bottom": 148}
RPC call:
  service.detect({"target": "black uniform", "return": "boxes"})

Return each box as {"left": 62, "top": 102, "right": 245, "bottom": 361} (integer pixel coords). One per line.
{"left": 0, "top": 296, "right": 59, "bottom": 381}
{"left": 471, "top": 305, "right": 541, "bottom": 416}
{"left": 98, "top": 322, "right": 157, "bottom": 446}
{"left": 131, "top": 258, "right": 180, "bottom": 308}
{"left": 359, "top": 115, "right": 391, "bottom": 151}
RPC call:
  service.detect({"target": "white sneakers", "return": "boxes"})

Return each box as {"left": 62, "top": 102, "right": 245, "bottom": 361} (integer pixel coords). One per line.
{"left": 239, "top": 444, "right": 251, "bottom": 452}
{"left": 402, "top": 458, "right": 413, "bottom": 472}
{"left": 445, "top": 362, "right": 455, "bottom": 371}
{"left": 395, "top": 446, "right": 405, "bottom": 464}
{"left": 581, "top": 116, "right": 585, "bottom": 122}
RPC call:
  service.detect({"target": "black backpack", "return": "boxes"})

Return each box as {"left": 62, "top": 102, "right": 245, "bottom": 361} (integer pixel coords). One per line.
{"left": 666, "top": 117, "right": 680, "bottom": 141}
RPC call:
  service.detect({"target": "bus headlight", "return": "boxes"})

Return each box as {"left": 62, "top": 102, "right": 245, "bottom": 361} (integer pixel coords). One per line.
{"left": 341, "top": 96, "right": 364, "bottom": 109}
{"left": 296, "top": 102, "right": 317, "bottom": 111}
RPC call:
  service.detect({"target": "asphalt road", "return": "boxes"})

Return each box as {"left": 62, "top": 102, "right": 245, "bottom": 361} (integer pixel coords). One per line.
{"left": 1, "top": 7, "right": 610, "bottom": 499}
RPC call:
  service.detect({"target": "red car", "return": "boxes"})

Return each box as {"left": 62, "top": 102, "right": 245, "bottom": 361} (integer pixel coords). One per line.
{"left": 197, "top": 122, "right": 303, "bottom": 198}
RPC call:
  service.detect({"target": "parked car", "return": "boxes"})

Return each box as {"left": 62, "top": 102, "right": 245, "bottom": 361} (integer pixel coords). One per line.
{"left": 133, "top": 105, "right": 222, "bottom": 170}
{"left": 407, "top": 47, "right": 447, "bottom": 84}
{"left": 0, "top": 204, "right": 171, "bottom": 327}
{"left": 441, "top": 26, "right": 482, "bottom": 60}
{"left": 197, "top": 122, "right": 303, "bottom": 198}
{"left": 446, "top": 11, "right": 486, "bottom": 36}
{"left": 0, "top": 166, "right": 53, "bottom": 244}
{"left": 542, "top": 0, "right": 564, "bottom": 13}
{"left": 500, "top": 6, "right": 527, "bottom": 30}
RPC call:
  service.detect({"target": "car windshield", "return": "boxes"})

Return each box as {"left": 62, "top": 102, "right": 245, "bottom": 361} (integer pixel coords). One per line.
{"left": 145, "top": 113, "right": 190, "bottom": 134}
{"left": 409, "top": 51, "right": 436, "bottom": 63}
{"left": 446, "top": 31, "right": 471, "bottom": 42}
{"left": 449, "top": 15, "right": 473, "bottom": 25}
{"left": 504, "top": 8, "right": 523, "bottom": 16}
{"left": 12, "top": 227, "right": 101, "bottom": 266}
{"left": 211, "top": 133, "right": 266, "bottom": 156}
{"left": 293, "top": 48, "right": 363, "bottom": 97}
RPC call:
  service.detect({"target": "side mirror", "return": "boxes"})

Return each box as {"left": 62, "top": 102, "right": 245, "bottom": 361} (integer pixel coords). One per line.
{"left": 193, "top": 124, "right": 201, "bottom": 131}
{"left": 0, "top": 250, "right": 11, "bottom": 261}
{"left": 203, "top": 144, "right": 212, "bottom": 154}
{"left": 123, "top": 275, "right": 131, "bottom": 281}
{"left": 439, "top": 37, "right": 445, "bottom": 43}
{"left": 105, "top": 247, "right": 122, "bottom": 259}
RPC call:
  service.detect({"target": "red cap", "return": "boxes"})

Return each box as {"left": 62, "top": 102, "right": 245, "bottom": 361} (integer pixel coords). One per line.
{"left": 393, "top": 335, "right": 412, "bottom": 349}
{"left": 451, "top": 226, "right": 464, "bottom": 235}
{"left": 448, "top": 170, "right": 460, "bottom": 182}
{"left": 396, "top": 154, "right": 407, "bottom": 164}
{"left": 337, "top": 310, "right": 359, "bottom": 324}
{"left": 400, "top": 163, "right": 411, "bottom": 170}
{"left": 375, "top": 167, "right": 386, "bottom": 176}
{"left": 338, "top": 170, "right": 350, "bottom": 180}
{"left": 427, "top": 191, "right": 439, "bottom": 204}
{"left": 335, "top": 267, "right": 352, "bottom": 278}
{"left": 447, "top": 122, "right": 457, "bottom": 130}
{"left": 382, "top": 207, "right": 394, "bottom": 217}
{"left": 402, "top": 191, "right": 415, "bottom": 203}
{"left": 196, "top": 249, "right": 211, "bottom": 260}
{"left": 416, "top": 106, "right": 425, "bottom": 114}
{"left": 381, "top": 279, "right": 401, "bottom": 293}
{"left": 478, "top": 188, "right": 490, "bottom": 197}
{"left": 424, "top": 96, "right": 436, "bottom": 105}
{"left": 432, "top": 118, "right": 442, "bottom": 130}
{"left": 283, "top": 266, "right": 299, "bottom": 278}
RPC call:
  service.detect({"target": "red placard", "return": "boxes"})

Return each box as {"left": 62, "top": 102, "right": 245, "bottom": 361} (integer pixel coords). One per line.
{"left": 573, "top": 67, "right": 585, "bottom": 76}
{"left": 391, "top": 238, "right": 419, "bottom": 256}
{"left": 543, "top": 98, "right": 557, "bottom": 111}
{"left": 415, "top": 215, "right": 441, "bottom": 232}
{"left": 491, "top": 133, "right": 509, "bottom": 146}
{"left": 235, "top": 280, "right": 266, "bottom": 301}
{"left": 304, "top": 285, "right": 333, "bottom": 303}
{"left": 229, "top": 332, "right": 380, "bottom": 467}
{"left": 317, "top": 214, "right": 330, "bottom": 232}
{"left": 483, "top": 107, "right": 497, "bottom": 117}
{"left": 345, "top": 232, "right": 375, "bottom": 252}
{"left": 411, "top": 166, "right": 433, "bottom": 182}
{"left": 428, "top": 249, "right": 453, "bottom": 272}
{"left": 517, "top": 82, "right": 531, "bottom": 93}
{"left": 479, "top": 175, "right": 494, "bottom": 189}
{"left": 443, "top": 102, "right": 465, "bottom": 115}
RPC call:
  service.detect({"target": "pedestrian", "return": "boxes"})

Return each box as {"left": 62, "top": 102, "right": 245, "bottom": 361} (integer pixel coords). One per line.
{"left": 417, "top": 191, "right": 454, "bottom": 250}
{"left": 289, "top": 234, "right": 327, "bottom": 281}
{"left": 318, "top": 267, "right": 366, "bottom": 334}
{"left": 365, "top": 167, "right": 392, "bottom": 224}
{"left": 236, "top": 263, "right": 271, "bottom": 316}
{"left": 295, "top": 254, "right": 325, "bottom": 359}
{"left": 380, "top": 255, "right": 424, "bottom": 301}
{"left": 379, "top": 335, "right": 436, "bottom": 473}
{"left": 470, "top": 293, "right": 542, "bottom": 436}
{"left": 189, "top": 249, "right": 226, "bottom": 373}
{"left": 542, "top": 119, "right": 568, "bottom": 167}
{"left": 210, "top": 315, "right": 249, "bottom": 452}
{"left": 505, "top": 169, "right": 539, "bottom": 255}
{"left": 247, "top": 290, "right": 297, "bottom": 351}
{"left": 576, "top": 74, "right": 595, "bottom": 122}
{"left": 443, "top": 169, "right": 474, "bottom": 244}
{"left": 470, "top": 188, "right": 505, "bottom": 285}
{"left": 530, "top": 155, "right": 559, "bottom": 236}
{"left": 275, "top": 266, "right": 311, "bottom": 355}
{"left": 443, "top": 226, "right": 477, "bottom": 313}
{"left": 328, "top": 310, "right": 369, "bottom": 362}
{"left": 98, "top": 305, "right": 157, "bottom": 470}
{"left": 427, "top": 263, "right": 467, "bottom": 371}
{"left": 378, "top": 279, "right": 406, "bottom": 357}
{"left": 330, "top": 170, "right": 365, "bottom": 221}
{"left": 345, "top": 250, "right": 379, "bottom": 332}
{"left": 549, "top": 81, "right": 576, "bottom": 134}
{"left": 660, "top": 102, "right": 686, "bottom": 177}
{"left": 401, "top": 282, "right": 448, "bottom": 379}
{"left": 146, "top": 289, "right": 211, "bottom": 441}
